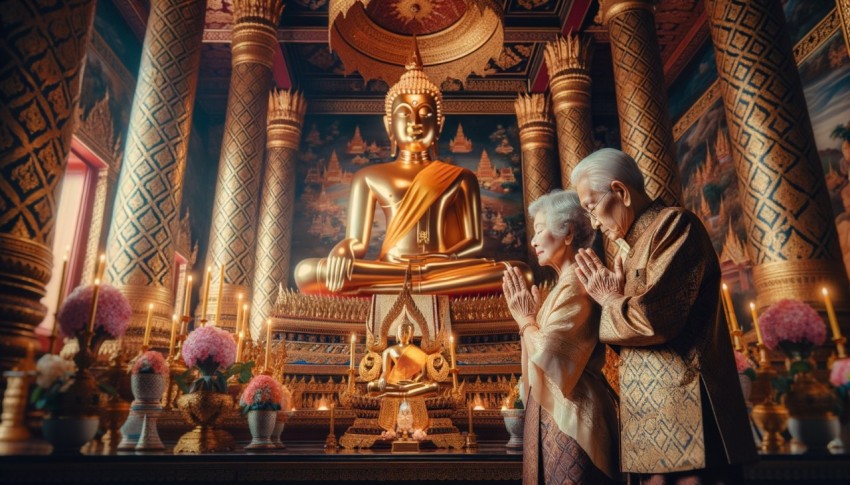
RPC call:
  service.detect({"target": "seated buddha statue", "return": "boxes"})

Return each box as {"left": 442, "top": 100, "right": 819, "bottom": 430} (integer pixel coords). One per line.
{"left": 294, "top": 40, "right": 531, "bottom": 295}
{"left": 366, "top": 315, "right": 439, "bottom": 399}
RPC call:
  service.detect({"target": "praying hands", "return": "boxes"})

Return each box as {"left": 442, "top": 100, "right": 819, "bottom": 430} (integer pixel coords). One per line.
{"left": 574, "top": 248, "right": 625, "bottom": 305}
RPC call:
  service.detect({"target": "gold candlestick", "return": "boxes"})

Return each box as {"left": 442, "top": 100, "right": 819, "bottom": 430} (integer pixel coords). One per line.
{"left": 822, "top": 288, "right": 842, "bottom": 340}
{"left": 96, "top": 253, "right": 106, "bottom": 281}
{"left": 168, "top": 313, "right": 178, "bottom": 358}
{"left": 50, "top": 248, "right": 70, "bottom": 354}
{"left": 265, "top": 318, "right": 272, "bottom": 372}
{"left": 242, "top": 304, "right": 249, "bottom": 338}
{"left": 142, "top": 303, "right": 154, "bottom": 348}
{"left": 349, "top": 334, "right": 356, "bottom": 370}
{"left": 324, "top": 404, "right": 338, "bottom": 450}
{"left": 236, "top": 293, "right": 243, "bottom": 335}
{"left": 465, "top": 404, "right": 478, "bottom": 449}
{"left": 214, "top": 264, "right": 224, "bottom": 326}
{"left": 449, "top": 335, "right": 458, "bottom": 391}
{"left": 200, "top": 265, "right": 211, "bottom": 322}
{"left": 721, "top": 283, "right": 740, "bottom": 332}
{"left": 749, "top": 302, "right": 763, "bottom": 346}
{"left": 236, "top": 331, "right": 245, "bottom": 362}
{"left": 183, "top": 274, "right": 193, "bottom": 319}
{"left": 87, "top": 278, "right": 102, "bottom": 335}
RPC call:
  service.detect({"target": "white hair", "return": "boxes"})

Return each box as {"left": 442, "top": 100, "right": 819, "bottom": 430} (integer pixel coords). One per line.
{"left": 570, "top": 148, "right": 645, "bottom": 193}
{"left": 528, "top": 189, "right": 596, "bottom": 250}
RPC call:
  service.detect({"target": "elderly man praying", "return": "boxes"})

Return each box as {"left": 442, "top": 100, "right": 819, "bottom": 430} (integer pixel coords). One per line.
{"left": 571, "top": 148, "right": 755, "bottom": 484}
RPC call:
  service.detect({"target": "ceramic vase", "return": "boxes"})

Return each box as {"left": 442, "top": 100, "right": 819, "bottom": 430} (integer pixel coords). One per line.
{"left": 246, "top": 410, "right": 277, "bottom": 451}
{"left": 42, "top": 416, "right": 99, "bottom": 455}
{"left": 501, "top": 408, "right": 525, "bottom": 450}
{"left": 785, "top": 371, "right": 840, "bottom": 452}
{"left": 118, "top": 373, "right": 166, "bottom": 451}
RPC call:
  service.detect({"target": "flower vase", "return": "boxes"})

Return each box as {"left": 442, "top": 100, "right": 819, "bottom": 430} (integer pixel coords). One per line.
{"left": 118, "top": 373, "right": 166, "bottom": 451}
{"left": 501, "top": 408, "right": 525, "bottom": 450}
{"left": 42, "top": 416, "right": 100, "bottom": 455}
{"left": 173, "top": 390, "right": 235, "bottom": 454}
{"left": 785, "top": 371, "right": 840, "bottom": 452}
{"left": 246, "top": 410, "right": 277, "bottom": 451}
{"left": 272, "top": 409, "right": 294, "bottom": 449}
{"left": 751, "top": 398, "right": 789, "bottom": 452}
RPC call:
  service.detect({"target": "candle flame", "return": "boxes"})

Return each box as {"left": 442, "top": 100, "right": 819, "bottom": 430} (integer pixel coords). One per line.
{"left": 351, "top": 334, "right": 356, "bottom": 342}
{"left": 722, "top": 283, "right": 728, "bottom": 290}
{"left": 822, "top": 287, "right": 829, "bottom": 296}
{"left": 94, "top": 278, "right": 100, "bottom": 285}
{"left": 749, "top": 302, "right": 755, "bottom": 310}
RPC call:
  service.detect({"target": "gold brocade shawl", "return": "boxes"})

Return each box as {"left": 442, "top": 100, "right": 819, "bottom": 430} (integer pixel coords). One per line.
{"left": 527, "top": 268, "right": 620, "bottom": 480}
{"left": 601, "top": 200, "right": 756, "bottom": 473}
{"left": 379, "top": 161, "right": 465, "bottom": 259}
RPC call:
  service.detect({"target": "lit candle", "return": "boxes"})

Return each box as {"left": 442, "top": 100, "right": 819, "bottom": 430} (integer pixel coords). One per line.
{"left": 96, "top": 253, "right": 106, "bottom": 281}
{"left": 449, "top": 335, "right": 457, "bottom": 369}
{"left": 242, "top": 304, "right": 249, "bottom": 337}
{"left": 236, "top": 331, "right": 245, "bottom": 362}
{"left": 265, "top": 318, "right": 272, "bottom": 370}
{"left": 236, "top": 294, "right": 243, "bottom": 335}
{"left": 822, "top": 287, "right": 842, "bottom": 339}
{"left": 468, "top": 404, "right": 474, "bottom": 435}
{"left": 51, "top": 248, "right": 70, "bottom": 354}
{"left": 350, "top": 334, "right": 356, "bottom": 370}
{"left": 721, "top": 283, "right": 740, "bottom": 332}
{"left": 214, "top": 265, "right": 224, "bottom": 326}
{"left": 182, "top": 275, "right": 193, "bottom": 318}
{"left": 87, "top": 278, "right": 101, "bottom": 334}
{"left": 330, "top": 403, "right": 335, "bottom": 434}
{"left": 168, "top": 313, "right": 178, "bottom": 357}
{"left": 143, "top": 303, "right": 154, "bottom": 347}
{"left": 201, "top": 265, "right": 212, "bottom": 322}
{"left": 749, "top": 302, "right": 763, "bottom": 346}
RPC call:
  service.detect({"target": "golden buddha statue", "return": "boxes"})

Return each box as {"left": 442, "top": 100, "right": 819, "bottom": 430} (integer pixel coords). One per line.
{"left": 294, "top": 40, "right": 531, "bottom": 295}
{"left": 366, "top": 315, "right": 439, "bottom": 399}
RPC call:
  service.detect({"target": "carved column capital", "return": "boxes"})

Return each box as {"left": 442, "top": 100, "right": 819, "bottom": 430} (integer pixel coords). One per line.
{"left": 231, "top": 0, "right": 285, "bottom": 68}
{"left": 267, "top": 89, "right": 307, "bottom": 150}
{"left": 598, "top": 0, "right": 655, "bottom": 25}
{"left": 544, "top": 34, "right": 593, "bottom": 109}
{"left": 514, "top": 93, "right": 555, "bottom": 150}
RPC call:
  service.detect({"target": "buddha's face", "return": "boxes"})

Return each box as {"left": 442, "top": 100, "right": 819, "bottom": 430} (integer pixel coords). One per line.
{"left": 397, "top": 323, "right": 414, "bottom": 345}
{"left": 386, "top": 93, "right": 440, "bottom": 152}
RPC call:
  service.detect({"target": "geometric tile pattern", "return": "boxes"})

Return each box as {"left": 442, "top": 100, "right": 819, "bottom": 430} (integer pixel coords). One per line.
{"left": 251, "top": 142, "right": 299, "bottom": 339}
{"left": 706, "top": 0, "right": 843, "bottom": 266}
{"left": 606, "top": 4, "right": 683, "bottom": 206}
{"left": 106, "top": 0, "right": 206, "bottom": 288}
{"left": 553, "top": 107, "right": 594, "bottom": 187}
{"left": 0, "top": 0, "right": 96, "bottom": 244}
{"left": 205, "top": 63, "right": 273, "bottom": 291}
{"left": 0, "top": 0, "right": 96, "bottom": 373}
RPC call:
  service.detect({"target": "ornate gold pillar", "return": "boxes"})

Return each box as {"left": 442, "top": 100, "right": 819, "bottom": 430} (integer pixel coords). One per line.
{"left": 250, "top": 90, "right": 306, "bottom": 340}
{"left": 204, "top": 0, "right": 284, "bottom": 331}
{"left": 0, "top": 0, "right": 96, "bottom": 375}
{"left": 600, "top": 0, "right": 682, "bottom": 205}
{"left": 104, "top": 0, "right": 206, "bottom": 350}
{"left": 544, "top": 34, "right": 595, "bottom": 186}
{"left": 515, "top": 93, "right": 559, "bottom": 272}
{"left": 706, "top": 0, "right": 850, "bottom": 307}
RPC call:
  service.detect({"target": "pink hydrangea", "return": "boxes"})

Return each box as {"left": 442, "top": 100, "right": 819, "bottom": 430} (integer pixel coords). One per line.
{"left": 131, "top": 350, "right": 168, "bottom": 375}
{"left": 758, "top": 299, "right": 827, "bottom": 350}
{"left": 240, "top": 375, "right": 285, "bottom": 408}
{"left": 181, "top": 324, "right": 236, "bottom": 370}
{"left": 830, "top": 358, "right": 850, "bottom": 387}
{"left": 58, "top": 284, "right": 131, "bottom": 338}
{"left": 733, "top": 351, "right": 753, "bottom": 373}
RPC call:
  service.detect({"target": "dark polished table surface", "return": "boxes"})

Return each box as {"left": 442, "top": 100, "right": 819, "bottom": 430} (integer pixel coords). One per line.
{"left": 1, "top": 441, "right": 849, "bottom": 484}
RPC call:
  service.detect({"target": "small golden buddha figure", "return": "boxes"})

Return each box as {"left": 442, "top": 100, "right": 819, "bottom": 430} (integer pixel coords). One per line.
{"left": 294, "top": 40, "right": 531, "bottom": 295}
{"left": 366, "top": 315, "right": 439, "bottom": 399}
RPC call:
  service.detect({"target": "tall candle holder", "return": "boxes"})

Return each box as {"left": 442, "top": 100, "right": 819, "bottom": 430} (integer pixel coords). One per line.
{"left": 324, "top": 404, "right": 338, "bottom": 450}
{"left": 464, "top": 404, "right": 478, "bottom": 449}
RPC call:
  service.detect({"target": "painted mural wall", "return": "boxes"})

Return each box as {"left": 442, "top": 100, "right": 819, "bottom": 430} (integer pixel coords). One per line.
{"left": 668, "top": 0, "right": 850, "bottom": 330}
{"left": 288, "top": 114, "right": 530, "bottom": 283}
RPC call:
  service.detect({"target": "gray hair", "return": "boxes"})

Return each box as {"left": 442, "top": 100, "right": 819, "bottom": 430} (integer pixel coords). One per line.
{"left": 570, "top": 148, "right": 645, "bottom": 193}
{"left": 528, "top": 189, "right": 596, "bottom": 250}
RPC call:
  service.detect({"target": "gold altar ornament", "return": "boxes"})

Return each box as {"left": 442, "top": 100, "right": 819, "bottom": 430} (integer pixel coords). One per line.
{"left": 294, "top": 38, "right": 530, "bottom": 295}
{"left": 366, "top": 314, "right": 438, "bottom": 399}
{"left": 329, "top": 0, "right": 504, "bottom": 86}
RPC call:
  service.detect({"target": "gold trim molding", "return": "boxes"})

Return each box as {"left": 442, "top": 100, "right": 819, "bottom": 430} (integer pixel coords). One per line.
{"left": 752, "top": 259, "right": 849, "bottom": 308}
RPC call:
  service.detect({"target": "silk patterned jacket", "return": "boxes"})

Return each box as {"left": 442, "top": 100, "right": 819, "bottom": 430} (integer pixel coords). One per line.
{"left": 599, "top": 200, "right": 757, "bottom": 473}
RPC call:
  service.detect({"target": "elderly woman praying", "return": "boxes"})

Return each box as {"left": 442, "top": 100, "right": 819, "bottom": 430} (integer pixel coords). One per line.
{"left": 503, "top": 189, "right": 620, "bottom": 485}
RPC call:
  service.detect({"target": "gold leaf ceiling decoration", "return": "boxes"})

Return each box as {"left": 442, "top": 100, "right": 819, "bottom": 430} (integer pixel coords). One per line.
{"left": 329, "top": 0, "right": 505, "bottom": 86}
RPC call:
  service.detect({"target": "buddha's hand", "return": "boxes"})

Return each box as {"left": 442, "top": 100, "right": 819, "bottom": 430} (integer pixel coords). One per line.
{"left": 502, "top": 264, "right": 540, "bottom": 327}
{"left": 326, "top": 239, "right": 357, "bottom": 292}
{"left": 574, "top": 248, "right": 624, "bottom": 305}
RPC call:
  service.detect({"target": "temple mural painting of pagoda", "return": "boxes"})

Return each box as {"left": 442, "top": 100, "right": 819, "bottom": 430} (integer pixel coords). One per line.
{"left": 290, "top": 115, "right": 529, "bottom": 280}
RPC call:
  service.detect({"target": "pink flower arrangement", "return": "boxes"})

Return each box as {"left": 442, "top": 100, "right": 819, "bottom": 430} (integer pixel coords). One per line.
{"left": 181, "top": 325, "right": 236, "bottom": 371}
{"left": 57, "top": 284, "right": 131, "bottom": 338}
{"left": 830, "top": 358, "right": 850, "bottom": 388}
{"left": 758, "top": 299, "right": 827, "bottom": 352}
{"left": 131, "top": 350, "right": 168, "bottom": 375}
{"left": 240, "top": 375, "right": 285, "bottom": 412}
